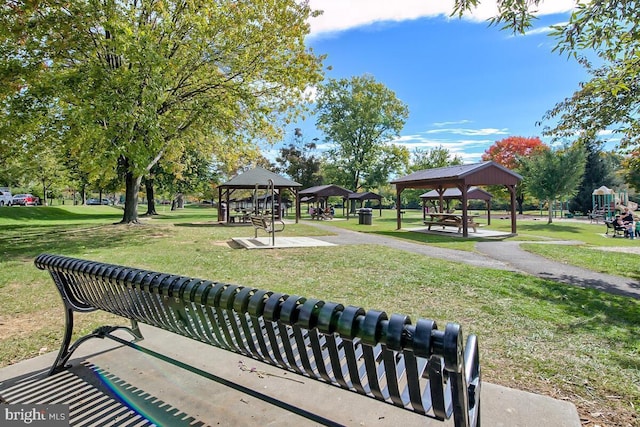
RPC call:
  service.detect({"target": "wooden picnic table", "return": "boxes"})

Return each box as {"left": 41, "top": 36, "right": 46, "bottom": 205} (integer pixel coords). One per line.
{"left": 424, "top": 213, "right": 479, "bottom": 233}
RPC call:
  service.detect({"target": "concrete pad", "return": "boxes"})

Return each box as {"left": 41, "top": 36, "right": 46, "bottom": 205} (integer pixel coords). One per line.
{"left": 232, "top": 236, "right": 336, "bottom": 249}
{"left": 0, "top": 324, "right": 580, "bottom": 426}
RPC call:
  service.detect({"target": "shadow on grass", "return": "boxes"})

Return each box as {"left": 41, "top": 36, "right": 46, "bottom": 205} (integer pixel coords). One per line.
{"left": 513, "top": 277, "right": 640, "bottom": 341}
{"left": 0, "top": 224, "right": 162, "bottom": 262}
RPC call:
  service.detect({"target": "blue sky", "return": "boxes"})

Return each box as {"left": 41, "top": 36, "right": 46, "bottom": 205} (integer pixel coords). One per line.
{"left": 271, "top": 1, "right": 611, "bottom": 164}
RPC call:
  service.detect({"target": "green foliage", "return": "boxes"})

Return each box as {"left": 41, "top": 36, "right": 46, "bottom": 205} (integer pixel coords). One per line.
{"left": 519, "top": 143, "right": 587, "bottom": 223}
{"left": 452, "top": 1, "right": 640, "bottom": 186}
{"left": 276, "top": 133, "right": 323, "bottom": 188}
{"left": 409, "top": 145, "right": 463, "bottom": 172}
{"left": 316, "top": 74, "right": 409, "bottom": 191}
{"left": 569, "top": 139, "right": 623, "bottom": 214}
{"left": 0, "top": 0, "right": 325, "bottom": 223}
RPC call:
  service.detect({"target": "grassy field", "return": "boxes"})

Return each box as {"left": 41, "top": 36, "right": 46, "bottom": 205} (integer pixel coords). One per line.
{"left": 1, "top": 205, "right": 639, "bottom": 426}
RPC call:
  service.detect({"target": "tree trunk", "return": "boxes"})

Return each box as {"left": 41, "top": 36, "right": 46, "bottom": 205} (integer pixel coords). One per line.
{"left": 42, "top": 179, "right": 47, "bottom": 206}
{"left": 176, "top": 193, "right": 185, "bottom": 209}
{"left": 120, "top": 171, "right": 142, "bottom": 224}
{"left": 144, "top": 179, "right": 158, "bottom": 216}
{"left": 516, "top": 195, "right": 524, "bottom": 215}
{"left": 547, "top": 203, "right": 553, "bottom": 224}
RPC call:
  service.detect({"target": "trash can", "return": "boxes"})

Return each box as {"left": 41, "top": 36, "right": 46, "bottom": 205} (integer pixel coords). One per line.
{"left": 358, "top": 208, "right": 372, "bottom": 225}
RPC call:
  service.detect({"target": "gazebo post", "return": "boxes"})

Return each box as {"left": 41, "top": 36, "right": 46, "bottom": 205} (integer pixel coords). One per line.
{"left": 395, "top": 187, "right": 403, "bottom": 230}
{"left": 508, "top": 185, "right": 517, "bottom": 234}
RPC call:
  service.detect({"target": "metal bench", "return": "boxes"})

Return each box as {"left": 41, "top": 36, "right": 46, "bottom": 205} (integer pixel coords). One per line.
{"left": 250, "top": 215, "right": 284, "bottom": 236}
{"left": 604, "top": 220, "right": 627, "bottom": 237}
{"left": 35, "top": 254, "right": 481, "bottom": 427}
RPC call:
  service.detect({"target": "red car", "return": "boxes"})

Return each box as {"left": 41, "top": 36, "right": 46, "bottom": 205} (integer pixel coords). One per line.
{"left": 12, "top": 193, "right": 38, "bottom": 206}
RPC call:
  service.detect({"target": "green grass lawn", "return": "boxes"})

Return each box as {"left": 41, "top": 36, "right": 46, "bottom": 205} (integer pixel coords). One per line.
{"left": 320, "top": 208, "right": 640, "bottom": 278}
{"left": 1, "top": 205, "right": 638, "bottom": 426}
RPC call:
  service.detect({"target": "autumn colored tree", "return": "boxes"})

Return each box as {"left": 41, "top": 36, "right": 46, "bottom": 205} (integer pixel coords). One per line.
{"left": 482, "top": 136, "right": 548, "bottom": 213}
{"left": 481, "top": 136, "right": 547, "bottom": 169}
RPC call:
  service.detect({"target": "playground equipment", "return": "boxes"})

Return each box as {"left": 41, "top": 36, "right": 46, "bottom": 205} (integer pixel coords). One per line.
{"left": 592, "top": 186, "right": 637, "bottom": 219}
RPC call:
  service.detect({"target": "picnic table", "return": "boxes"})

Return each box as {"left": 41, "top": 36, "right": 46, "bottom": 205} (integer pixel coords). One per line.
{"left": 424, "top": 213, "right": 479, "bottom": 233}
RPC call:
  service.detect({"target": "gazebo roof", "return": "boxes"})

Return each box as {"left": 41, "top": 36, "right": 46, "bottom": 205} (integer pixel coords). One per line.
{"left": 347, "top": 191, "right": 382, "bottom": 201}
{"left": 220, "top": 167, "right": 301, "bottom": 189}
{"left": 299, "top": 184, "right": 353, "bottom": 198}
{"left": 420, "top": 187, "right": 492, "bottom": 201}
{"left": 391, "top": 161, "right": 521, "bottom": 189}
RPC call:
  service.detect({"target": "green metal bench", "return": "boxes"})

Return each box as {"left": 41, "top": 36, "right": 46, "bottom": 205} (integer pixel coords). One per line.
{"left": 35, "top": 253, "right": 481, "bottom": 427}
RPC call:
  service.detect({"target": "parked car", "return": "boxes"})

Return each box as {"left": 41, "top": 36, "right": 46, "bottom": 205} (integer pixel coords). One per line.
{"left": 87, "top": 198, "right": 111, "bottom": 205}
{"left": 12, "top": 193, "right": 37, "bottom": 206}
{"left": 0, "top": 190, "right": 12, "bottom": 206}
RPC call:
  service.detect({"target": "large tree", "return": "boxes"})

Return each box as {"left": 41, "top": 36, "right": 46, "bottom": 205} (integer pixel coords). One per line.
{"left": 0, "top": 0, "right": 324, "bottom": 223}
{"left": 315, "top": 74, "right": 409, "bottom": 191}
{"left": 519, "top": 143, "right": 587, "bottom": 224}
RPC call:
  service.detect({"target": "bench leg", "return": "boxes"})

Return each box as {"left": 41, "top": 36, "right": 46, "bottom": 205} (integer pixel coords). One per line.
{"left": 49, "top": 309, "right": 144, "bottom": 376}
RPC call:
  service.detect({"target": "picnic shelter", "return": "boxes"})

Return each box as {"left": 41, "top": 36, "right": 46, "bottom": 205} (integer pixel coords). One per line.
{"left": 217, "top": 167, "right": 302, "bottom": 223}
{"left": 347, "top": 191, "right": 383, "bottom": 218}
{"left": 391, "top": 161, "right": 521, "bottom": 237}
{"left": 298, "top": 184, "right": 353, "bottom": 218}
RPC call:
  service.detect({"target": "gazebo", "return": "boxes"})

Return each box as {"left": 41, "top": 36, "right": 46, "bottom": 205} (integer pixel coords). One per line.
{"left": 347, "top": 191, "right": 383, "bottom": 218}
{"left": 391, "top": 161, "right": 521, "bottom": 237}
{"left": 420, "top": 186, "right": 493, "bottom": 225}
{"left": 298, "top": 185, "right": 353, "bottom": 218}
{"left": 217, "top": 167, "right": 302, "bottom": 223}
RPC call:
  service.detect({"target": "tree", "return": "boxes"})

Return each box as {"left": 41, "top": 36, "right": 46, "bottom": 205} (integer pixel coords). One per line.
{"left": 402, "top": 145, "right": 463, "bottom": 208}
{"left": 568, "top": 138, "right": 622, "bottom": 214}
{"left": 452, "top": 1, "right": 640, "bottom": 159}
{"left": 622, "top": 152, "right": 640, "bottom": 193}
{"left": 482, "top": 136, "right": 548, "bottom": 213}
{"left": 315, "top": 74, "right": 409, "bottom": 191}
{"left": 519, "top": 143, "right": 587, "bottom": 223}
{"left": 410, "top": 145, "right": 463, "bottom": 172}
{"left": 0, "top": 1, "right": 324, "bottom": 223}
{"left": 276, "top": 131, "right": 323, "bottom": 188}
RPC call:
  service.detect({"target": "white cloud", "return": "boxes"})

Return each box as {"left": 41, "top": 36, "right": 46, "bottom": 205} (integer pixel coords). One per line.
{"left": 522, "top": 21, "right": 567, "bottom": 36}
{"left": 432, "top": 119, "right": 473, "bottom": 127}
{"left": 307, "top": 1, "right": 576, "bottom": 38}
{"left": 424, "top": 127, "right": 509, "bottom": 136}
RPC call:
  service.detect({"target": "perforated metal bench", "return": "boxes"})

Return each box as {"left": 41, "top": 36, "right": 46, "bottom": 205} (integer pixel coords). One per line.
{"left": 35, "top": 253, "right": 481, "bottom": 427}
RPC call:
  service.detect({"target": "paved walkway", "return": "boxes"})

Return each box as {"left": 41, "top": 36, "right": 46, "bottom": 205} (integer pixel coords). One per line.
{"left": 307, "top": 222, "right": 640, "bottom": 299}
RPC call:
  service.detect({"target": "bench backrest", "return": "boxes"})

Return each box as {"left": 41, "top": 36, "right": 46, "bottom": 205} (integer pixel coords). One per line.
{"left": 250, "top": 216, "right": 268, "bottom": 228}
{"left": 35, "top": 254, "right": 480, "bottom": 427}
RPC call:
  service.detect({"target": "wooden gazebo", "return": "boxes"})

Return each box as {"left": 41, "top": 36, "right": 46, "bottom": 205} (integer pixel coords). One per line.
{"left": 298, "top": 184, "right": 353, "bottom": 219}
{"left": 347, "top": 191, "right": 383, "bottom": 218}
{"left": 391, "top": 161, "right": 521, "bottom": 237}
{"left": 217, "top": 167, "right": 302, "bottom": 223}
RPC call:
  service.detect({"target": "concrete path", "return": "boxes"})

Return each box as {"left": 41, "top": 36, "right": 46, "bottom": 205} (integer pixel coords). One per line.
{"left": 308, "top": 222, "right": 640, "bottom": 299}
{"left": 0, "top": 324, "right": 581, "bottom": 427}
